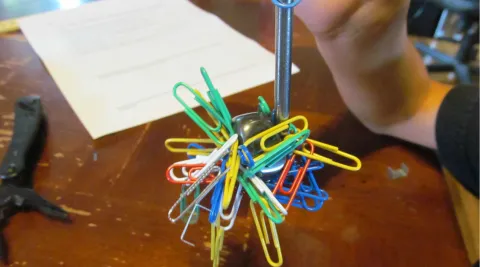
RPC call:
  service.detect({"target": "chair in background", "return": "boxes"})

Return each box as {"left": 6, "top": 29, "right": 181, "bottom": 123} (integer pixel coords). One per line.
{"left": 415, "top": 0, "right": 479, "bottom": 84}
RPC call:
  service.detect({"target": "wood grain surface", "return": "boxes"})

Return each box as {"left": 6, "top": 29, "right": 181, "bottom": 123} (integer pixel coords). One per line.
{"left": 0, "top": 0, "right": 471, "bottom": 266}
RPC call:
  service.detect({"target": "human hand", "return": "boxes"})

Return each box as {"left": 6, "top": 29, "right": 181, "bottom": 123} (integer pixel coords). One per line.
{"left": 295, "top": 0, "right": 411, "bottom": 67}
{"left": 294, "top": 0, "right": 442, "bottom": 149}
{"left": 295, "top": 0, "right": 410, "bottom": 41}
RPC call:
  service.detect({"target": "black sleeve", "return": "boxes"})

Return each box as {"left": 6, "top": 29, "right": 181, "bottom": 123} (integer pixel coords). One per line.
{"left": 435, "top": 84, "right": 479, "bottom": 197}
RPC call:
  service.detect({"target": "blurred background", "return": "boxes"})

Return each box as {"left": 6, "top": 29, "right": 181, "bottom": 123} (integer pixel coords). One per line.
{"left": 408, "top": 0, "right": 479, "bottom": 85}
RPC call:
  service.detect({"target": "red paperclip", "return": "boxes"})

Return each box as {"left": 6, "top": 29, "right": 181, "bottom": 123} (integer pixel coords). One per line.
{"left": 272, "top": 140, "right": 315, "bottom": 210}
{"left": 166, "top": 160, "right": 222, "bottom": 184}
{"left": 166, "top": 163, "right": 217, "bottom": 184}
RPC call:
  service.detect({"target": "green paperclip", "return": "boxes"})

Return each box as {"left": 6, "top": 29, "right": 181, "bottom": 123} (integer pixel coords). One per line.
{"left": 244, "top": 129, "right": 310, "bottom": 177}
{"left": 173, "top": 82, "right": 226, "bottom": 145}
{"left": 238, "top": 173, "right": 284, "bottom": 224}
{"left": 180, "top": 184, "right": 201, "bottom": 224}
{"left": 200, "top": 67, "right": 234, "bottom": 135}
{"left": 258, "top": 96, "right": 271, "bottom": 115}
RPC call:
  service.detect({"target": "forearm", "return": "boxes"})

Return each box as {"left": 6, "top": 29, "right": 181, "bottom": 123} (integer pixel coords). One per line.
{"left": 316, "top": 29, "right": 450, "bottom": 148}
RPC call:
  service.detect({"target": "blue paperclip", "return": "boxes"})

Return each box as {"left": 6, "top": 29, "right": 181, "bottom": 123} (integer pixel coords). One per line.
{"left": 299, "top": 171, "right": 329, "bottom": 211}
{"left": 267, "top": 157, "right": 328, "bottom": 212}
{"left": 186, "top": 143, "right": 207, "bottom": 159}
{"left": 239, "top": 146, "right": 255, "bottom": 167}
{"left": 284, "top": 170, "right": 329, "bottom": 211}
{"left": 271, "top": 0, "right": 302, "bottom": 8}
{"left": 209, "top": 155, "right": 228, "bottom": 223}
{"left": 289, "top": 160, "right": 324, "bottom": 175}
{"left": 291, "top": 157, "right": 324, "bottom": 192}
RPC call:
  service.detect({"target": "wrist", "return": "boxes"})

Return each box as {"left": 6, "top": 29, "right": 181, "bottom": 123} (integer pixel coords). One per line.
{"left": 317, "top": 37, "right": 432, "bottom": 131}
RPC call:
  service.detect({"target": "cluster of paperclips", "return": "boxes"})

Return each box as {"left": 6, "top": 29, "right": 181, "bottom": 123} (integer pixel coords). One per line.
{"left": 164, "top": 67, "right": 362, "bottom": 267}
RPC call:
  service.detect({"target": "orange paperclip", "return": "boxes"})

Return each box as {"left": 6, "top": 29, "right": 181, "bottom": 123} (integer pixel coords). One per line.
{"left": 166, "top": 163, "right": 219, "bottom": 184}
{"left": 187, "top": 165, "right": 219, "bottom": 182}
{"left": 272, "top": 141, "right": 315, "bottom": 210}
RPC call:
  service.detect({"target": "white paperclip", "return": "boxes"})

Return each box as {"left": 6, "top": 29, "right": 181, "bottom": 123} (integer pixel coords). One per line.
{"left": 169, "top": 164, "right": 221, "bottom": 183}
{"left": 239, "top": 166, "right": 288, "bottom": 216}
{"left": 180, "top": 155, "right": 212, "bottom": 176}
{"left": 218, "top": 185, "right": 243, "bottom": 231}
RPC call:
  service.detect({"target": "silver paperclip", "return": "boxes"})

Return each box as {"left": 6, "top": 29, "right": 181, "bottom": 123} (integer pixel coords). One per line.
{"left": 181, "top": 204, "right": 211, "bottom": 246}
{"left": 168, "top": 167, "right": 230, "bottom": 223}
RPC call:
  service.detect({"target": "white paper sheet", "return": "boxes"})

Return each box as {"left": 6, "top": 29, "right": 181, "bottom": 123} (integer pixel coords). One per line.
{"left": 18, "top": 0, "right": 299, "bottom": 139}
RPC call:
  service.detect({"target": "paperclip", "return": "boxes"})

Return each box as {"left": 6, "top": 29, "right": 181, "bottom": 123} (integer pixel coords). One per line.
{"left": 180, "top": 184, "right": 201, "bottom": 225}
{"left": 173, "top": 82, "right": 229, "bottom": 145}
{"left": 222, "top": 140, "right": 240, "bottom": 209}
{"left": 238, "top": 171, "right": 284, "bottom": 224}
{"left": 272, "top": 141, "right": 314, "bottom": 210}
{"left": 218, "top": 185, "right": 243, "bottom": 231}
{"left": 271, "top": 0, "right": 302, "bottom": 8}
{"left": 211, "top": 220, "right": 225, "bottom": 267}
{"left": 168, "top": 135, "right": 236, "bottom": 223}
{"left": 258, "top": 96, "right": 271, "bottom": 115}
{"left": 186, "top": 143, "right": 209, "bottom": 159}
{"left": 258, "top": 116, "right": 309, "bottom": 152}
{"left": 296, "top": 171, "right": 329, "bottom": 211}
{"left": 243, "top": 115, "right": 308, "bottom": 149}
{"left": 168, "top": 167, "right": 229, "bottom": 223}
{"left": 200, "top": 67, "right": 234, "bottom": 135}
{"left": 242, "top": 129, "right": 310, "bottom": 178}
{"left": 275, "top": 192, "right": 327, "bottom": 212}
{"left": 290, "top": 160, "right": 324, "bottom": 176}
{"left": 205, "top": 109, "right": 231, "bottom": 142}
{"left": 250, "top": 199, "right": 283, "bottom": 267}
{"left": 181, "top": 204, "right": 211, "bottom": 246}
{"left": 294, "top": 139, "right": 362, "bottom": 171}
{"left": 166, "top": 155, "right": 219, "bottom": 183}
{"left": 187, "top": 166, "right": 222, "bottom": 181}
{"left": 274, "top": 173, "right": 328, "bottom": 212}
{"left": 209, "top": 158, "right": 228, "bottom": 223}
{"left": 165, "top": 138, "right": 216, "bottom": 155}
{"left": 267, "top": 158, "right": 329, "bottom": 211}
{"left": 239, "top": 165, "right": 287, "bottom": 216}
{"left": 251, "top": 175, "right": 288, "bottom": 216}
{"left": 166, "top": 163, "right": 220, "bottom": 184}
{"left": 239, "top": 146, "right": 255, "bottom": 167}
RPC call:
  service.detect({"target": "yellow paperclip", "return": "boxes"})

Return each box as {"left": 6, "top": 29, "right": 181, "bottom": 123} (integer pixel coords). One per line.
{"left": 257, "top": 116, "right": 308, "bottom": 152}
{"left": 222, "top": 141, "right": 240, "bottom": 209}
{"left": 164, "top": 138, "right": 217, "bottom": 155}
{"left": 244, "top": 115, "right": 308, "bottom": 148}
{"left": 211, "top": 221, "right": 225, "bottom": 267}
{"left": 294, "top": 138, "right": 362, "bottom": 171}
{"left": 250, "top": 199, "right": 283, "bottom": 267}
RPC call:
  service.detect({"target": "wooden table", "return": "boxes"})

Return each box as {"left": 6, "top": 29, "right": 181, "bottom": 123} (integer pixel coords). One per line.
{"left": 0, "top": 1, "right": 471, "bottom": 266}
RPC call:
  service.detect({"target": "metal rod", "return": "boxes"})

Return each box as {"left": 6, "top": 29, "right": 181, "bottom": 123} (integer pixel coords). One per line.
{"left": 274, "top": 0, "right": 294, "bottom": 123}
